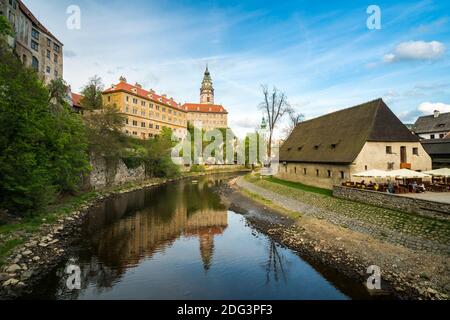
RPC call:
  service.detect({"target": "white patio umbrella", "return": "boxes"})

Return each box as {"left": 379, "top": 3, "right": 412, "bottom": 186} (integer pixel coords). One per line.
{"left": 353, "top": 169, "right": 389, "bottom": 178}
{"left": 424, "top": 168, "right": 450, "bottom": 184}
{"left": 423, "top": 168, "right": 450, "bottom": 177}
{"left": 387, "top": 169, "right": 431, "bottom": 179}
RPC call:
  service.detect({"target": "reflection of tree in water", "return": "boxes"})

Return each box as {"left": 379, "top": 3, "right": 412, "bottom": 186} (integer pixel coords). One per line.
{"left": 61, "top": 176, "right": 229, "bottom": 294}
{"left": 265, "top": 241, "right": 288, "bottom": 285}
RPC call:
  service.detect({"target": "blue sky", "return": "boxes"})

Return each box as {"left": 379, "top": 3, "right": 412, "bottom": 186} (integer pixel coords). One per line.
{"left": 24, "top": 0, "right": 450, "bottom": 137}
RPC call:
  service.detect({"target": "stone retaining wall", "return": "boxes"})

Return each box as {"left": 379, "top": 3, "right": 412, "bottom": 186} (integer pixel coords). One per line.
{"left": 333, "top": 186, "right": 450, "bottom": 220}
{"left": 89, "top": 157, "right": 146, "bottom": 190}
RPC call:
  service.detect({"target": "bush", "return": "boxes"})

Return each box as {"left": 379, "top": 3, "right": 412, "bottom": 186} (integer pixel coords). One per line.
{"left": 0, "top": 42, "right": 89, "bottom": 215}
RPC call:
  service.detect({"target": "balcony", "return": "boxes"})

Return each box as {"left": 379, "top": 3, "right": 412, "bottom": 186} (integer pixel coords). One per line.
{"left": 400, "top": 163, "right": 411, "bottom": 169}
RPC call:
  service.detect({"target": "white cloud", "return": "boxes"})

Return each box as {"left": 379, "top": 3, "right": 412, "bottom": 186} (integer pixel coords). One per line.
{"left": 384, "top": 41, "right": 445, "bottom": 63}
{"left": 418, "top": 102, "right": 450, "bottom": 114}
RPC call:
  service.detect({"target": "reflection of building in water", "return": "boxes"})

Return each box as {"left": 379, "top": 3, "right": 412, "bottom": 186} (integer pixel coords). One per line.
{"left": 184, "top": 208, "right": 228, "bottom": 272}
{"left": 93, "top": 204, "right": 228, "bottom": 273}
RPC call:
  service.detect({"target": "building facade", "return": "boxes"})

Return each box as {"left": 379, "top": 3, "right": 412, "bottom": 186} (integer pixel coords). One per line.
{"left": 278, "top": 99, "right": 432, "bottom": 189}
{"left": 182, "top": 66, "right": 228, "bottom": 131}
{"left": 413, "top": 110, "right": 450, "bottom": 140}
{"left": 102, "top": 77, "right": 188, "bottom": 140}
{"left": 1, "top": 0, "right": 63, "bottom": 83}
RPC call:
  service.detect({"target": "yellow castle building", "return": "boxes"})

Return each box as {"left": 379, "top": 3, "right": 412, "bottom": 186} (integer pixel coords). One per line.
{"left": 101, "top": 67, "right": 229, "bottom": 140}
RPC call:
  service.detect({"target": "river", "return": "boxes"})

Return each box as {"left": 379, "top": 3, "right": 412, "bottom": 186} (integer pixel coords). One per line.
{"left": 26, "top": 174, "right": 371, "bottom": 300}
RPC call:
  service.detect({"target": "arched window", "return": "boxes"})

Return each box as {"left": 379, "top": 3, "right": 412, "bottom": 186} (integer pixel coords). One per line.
{"left": 31, "top": 56, "right": 39, "bottom": 72}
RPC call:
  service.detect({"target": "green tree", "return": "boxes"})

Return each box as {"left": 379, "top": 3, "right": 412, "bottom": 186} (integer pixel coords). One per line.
{"left": 143, "top": 127, "right": 180, "bottom": 178}
{"left": 0, "top": 16, "right": 14, "bottom": 37}
{"left": 0, "top": 40, "right": 90, "bottom": 214}
{"left": 80, "top": 76, "right": 126, "bottom": 158}
{"left": 80, "top": 75, "right": 104, "bottom": 111}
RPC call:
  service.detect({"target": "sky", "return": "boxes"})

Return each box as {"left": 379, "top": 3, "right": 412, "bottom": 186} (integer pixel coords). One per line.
{"left": 23, "top": 0, "right": 450, "bottom": 138}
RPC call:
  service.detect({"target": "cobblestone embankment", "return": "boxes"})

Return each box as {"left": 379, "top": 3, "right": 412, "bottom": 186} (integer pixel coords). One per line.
{"left": 237, "top": 177, "right": 450, "bottom": 255}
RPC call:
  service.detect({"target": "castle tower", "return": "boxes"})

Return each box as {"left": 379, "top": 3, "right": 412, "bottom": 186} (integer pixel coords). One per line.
{"left": 200, "top": 65, "right": 214, "bottom": 104}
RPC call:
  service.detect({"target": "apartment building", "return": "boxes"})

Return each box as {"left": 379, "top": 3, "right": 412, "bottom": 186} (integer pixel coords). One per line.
{"left": 1, "top": 0, "right": 63, "bottom": 83}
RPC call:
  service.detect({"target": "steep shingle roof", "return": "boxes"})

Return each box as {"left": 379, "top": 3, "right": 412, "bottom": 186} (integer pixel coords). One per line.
{"left": 413, "top": 112, "right": 450, "bottom": 134}
{"left": 279, "top": 99, "right": 419, "bottom": 164}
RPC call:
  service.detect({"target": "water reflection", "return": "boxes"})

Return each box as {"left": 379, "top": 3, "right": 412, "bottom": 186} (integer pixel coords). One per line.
{"left": 28, "top": 175, "right": 368, "bottom": 300}
{"left": 83, "top": 178, "right": 228, "bottom": 283}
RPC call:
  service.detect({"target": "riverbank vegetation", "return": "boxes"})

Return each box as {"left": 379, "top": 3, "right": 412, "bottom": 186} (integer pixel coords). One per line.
{"left": 0, "top": 21, "right": 179, "bottom": 220}
{"left": 245, "top": 175, "right": 332, "bottom": 196}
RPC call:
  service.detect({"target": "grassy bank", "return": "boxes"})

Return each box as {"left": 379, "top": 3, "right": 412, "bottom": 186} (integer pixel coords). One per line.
{"left": 244, "top": 174, "right": 332, "bottom": 196}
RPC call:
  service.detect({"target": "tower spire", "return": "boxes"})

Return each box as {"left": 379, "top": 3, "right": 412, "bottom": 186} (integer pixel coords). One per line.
{"left": 200, "top": 65, "right": 214, "bottom": 104}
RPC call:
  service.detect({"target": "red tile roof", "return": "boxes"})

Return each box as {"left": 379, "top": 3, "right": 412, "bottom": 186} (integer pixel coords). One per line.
{"left": 71, "top": 93, "right": 82, "bottom": 107}
{"left": 17, "top": 0, "right": 62, "bottom": 44}
{"left": 103, "top": 81, "right": 185, "bottom": 111}
{"left": 182, "top": 103, "right": 228, "bottom": 114}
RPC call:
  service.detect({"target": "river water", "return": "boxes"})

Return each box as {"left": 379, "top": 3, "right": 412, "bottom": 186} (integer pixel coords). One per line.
{"left": 27, "top": 174, "right": 370, "bottom": 300}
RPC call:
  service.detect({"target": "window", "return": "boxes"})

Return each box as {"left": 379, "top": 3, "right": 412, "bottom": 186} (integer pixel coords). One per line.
{"left": 294, "top": 167, "right": 297, "bottom": 174}
{"left": 54, "top": 70, "right": 58, "bottom": 77}
{"left": 141, "top": 122, "right": 146, "bottom": 128}
{"left": 31, "top": 28, "right": 39, "bottom": 40}
{"left": 340, "top": 171, "right": 345, "bottom": 179}
{"left": 149, "top": 123, "right": 154, "bottom": 129}
{"left": 365, "top": 165, "right": 368, "bottom": 171}
{"left": 126, "top": 96, "right": 129, "bottom": 102}
{"left": 156, "top": 125, "right": 160, "bottom": 130}
{"left": 316, "top": 169, "right": 319, "bottom": 176}
{"left": 31, "top": 40, "right": 39, "bottom": 51}
{"left": 47, "top": 50, "right": 50, "bottom": 59}
{"left": 149, "top": 104, "right": 154, "bottom": 109}
{"left": 156, "top": 105, "right": 160, "bottom": 111}
{"left": 304, "top": 168, "right": 307, "bottom": 175}
{"left": 141, "top": 101, "right": 146, "bottom": 106}
{"left": 47, "top": 38, "right": 51, "bottom": 47}
{"left": 54, "top": 54, "right": 58, "bottom": 63}
{"left": 133, "top": 132, "right": 137, "bottom": 136}
{"left": 386, "top": 146, "right": 392, "bottom": 154}
{"left": 440, "top": 134, "right": 445, "bottom": 139}
{"left": 125, "top": 118, "right": 129, "bottom": 125}
{"left": 108, "top": 96, "right": 111, "bottom": 102}
{"left": 133, "top": 98, "right": 138, "bottom": 104}
{"left": 413, "top": 148, "right": 419, "bottom": 156}
{"left": 132, "top": 120, "right": 138, "bottom": 126}
{"left": 388, "top": 162, "right": 394, "bottom": 170}
{"left": 46, "top": 66, "right": 50, "bottom": 73}
{"left": 328, "top": 170, "right": 332, "bottom": 178}
{"left": 31, "top": 56, "right": 39, "bottom": 71}
{"left": 54, "top": 43, "right": 60, "bottom": 53}
{"left": 430, "top": 134, "right": 435, "bottom": 139}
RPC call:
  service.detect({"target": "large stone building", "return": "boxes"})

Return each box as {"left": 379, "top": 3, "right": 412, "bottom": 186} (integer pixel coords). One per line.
{"left": 103, "top": 77, "right": 188, "bottom": 140}
{"left": 182, "top": 66, "right": 228, "bottom": 131}
{"left": 278, "top": 99, "right": 432, "bottom": 189}
{"left": 1, "top": 0, "right": 63, "bottom": 83}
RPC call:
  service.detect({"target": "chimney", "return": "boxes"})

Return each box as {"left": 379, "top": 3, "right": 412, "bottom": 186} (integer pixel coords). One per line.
{"left": 162, "top": 94, "right": 167, "bottom": 98}
{"left": 119, "top": 76, "right": 127, "bottom": 83}
{"left": 434, "top": 110, "right": 440, "bottom": 118}
{"left": 135, "top": 82, "right": 142, "bottom": 89}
